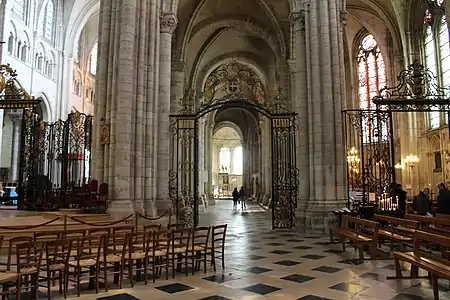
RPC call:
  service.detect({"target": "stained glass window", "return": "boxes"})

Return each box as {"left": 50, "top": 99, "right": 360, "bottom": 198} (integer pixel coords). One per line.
{"left": 357, "top": 34, "right": 388, "bottom": 143}
{"left": 423, "top": 2, "right": 449, "bottom": 129}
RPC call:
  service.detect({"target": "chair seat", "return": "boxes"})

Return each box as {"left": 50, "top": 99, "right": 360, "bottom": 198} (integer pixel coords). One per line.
{"left": 172, "top": 247, "right": 187, "bottom": 254}
{"left": 46, "top": 263, "right": 66, "bottom": 271}
{"left": 69, "top": 259, "right": 98, "bottom": 268}
{"left": 0, "top": 272, "right": 18, "bottom": 283}
{"left": 126, "top": 252, "right": 146, "bottom": 260}
{"left": 20, "top": 267, "right": 38, "bottom": 275}
{"left": 154, "top": 250, "right": 167, "bottom": 257}
{"left": 100, "top": 254, "right": 122, "bottom": 263}
{"left": 192, "top": 245, "right": 206, "bottom": 251}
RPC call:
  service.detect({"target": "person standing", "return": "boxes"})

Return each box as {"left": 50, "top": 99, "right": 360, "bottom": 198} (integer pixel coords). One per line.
{"left": 416, "top": 189, "right": 431, "bottom": 215}
{"left": 239, "top": 186, "right": 247, "bottom": 209}
{"left": 232, "top": 188, "right": 239, "bottom": 210}
{"left": 437, "top": 183, "right": 450, "bottom": 214}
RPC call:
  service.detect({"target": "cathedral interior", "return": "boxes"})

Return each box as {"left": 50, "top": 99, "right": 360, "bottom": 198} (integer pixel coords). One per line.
{"left": 0, "top": 0, "right": 448, "bottom": 299}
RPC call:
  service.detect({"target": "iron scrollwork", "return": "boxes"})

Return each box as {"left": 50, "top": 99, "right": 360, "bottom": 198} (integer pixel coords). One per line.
{"left": 373, "top": 60, "right": 450, "bottom": 111}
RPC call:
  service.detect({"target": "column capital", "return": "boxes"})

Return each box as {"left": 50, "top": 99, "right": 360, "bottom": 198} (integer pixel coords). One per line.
{"left": 160, "top": 13, "right": 178, "bottom": 34}
{"left": 340, "top": 10, "right": 348, "bottom": 27}
{"left": 289, "top": 11, "right": 305, "bottom": 31}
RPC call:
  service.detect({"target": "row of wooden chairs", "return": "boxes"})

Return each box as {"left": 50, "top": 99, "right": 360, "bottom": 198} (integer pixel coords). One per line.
{"left": 0, "top": 223, "right": 227, "bottom": 299}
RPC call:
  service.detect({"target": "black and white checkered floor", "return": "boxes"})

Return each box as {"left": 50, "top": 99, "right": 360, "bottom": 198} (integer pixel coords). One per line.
{"left": 67, "top": 201, "right": 450, "bottom": 299}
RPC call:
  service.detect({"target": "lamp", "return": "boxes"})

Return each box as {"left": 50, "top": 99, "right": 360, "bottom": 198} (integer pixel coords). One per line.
{"left": 404, "top": 154, "right": 420, "bottom": 165}
{"left": 394, "top": 162, "right": 404, "bottom": 169}
{"left": 347, "top": 147, "right": 361, "bottom": 164}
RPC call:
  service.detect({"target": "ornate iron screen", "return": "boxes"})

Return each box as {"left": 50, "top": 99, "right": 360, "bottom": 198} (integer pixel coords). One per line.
{"left": 31, "top": 111, "right": 93, "bottom": 210}
{"left": 343, "top": 60, "right": 450, "bottom": 208}
{"left": 169, "top": 61, "right": 298, "bottom": 229}
{"left": 271, "top": 116, "right": 298, "bottom": 228}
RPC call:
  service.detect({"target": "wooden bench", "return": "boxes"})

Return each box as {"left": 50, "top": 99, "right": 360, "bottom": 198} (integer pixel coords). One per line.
{"left": 388, "top": 230, "right": 450, "bottom": 300}
{"left": 374, "top": 214, "right": 419, "bottom": 250}
{"left": 405, "top": 214, "right": 434, "bottom": 228}
{"left": 330, "top": 215, "right": 378, "bottom": 260}
{"left": 436, "top": 214, "right": 450, "bottom": 220}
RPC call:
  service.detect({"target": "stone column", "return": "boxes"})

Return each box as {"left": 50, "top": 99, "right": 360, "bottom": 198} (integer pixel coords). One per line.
{"left": 303, "top": 0, "right": 346, "bottom": 232}
{"left": 155, "top": 12, "right": 177, "bottom": 213}
{"left": 9, "top": 113, "right": 21, "bottom": 181}
{"left": 0, "top": 0, "right": 7, "bottom": 64}
{"left": 289, "top": 11, "right": 310, "bottom": 229}
{"left": 94, "top": 0, "right": 159, "bottom": 216}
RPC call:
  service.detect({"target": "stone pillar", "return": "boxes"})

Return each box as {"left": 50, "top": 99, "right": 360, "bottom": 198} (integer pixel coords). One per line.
{"left": 94, "top": 0, "right": 160, "bottom": 216}
{"left": 155, "top": 12, "right": 177, "bottom": 213}
{"left": 0, "top": 0, "right": 7, "bottom": 64}
{"left": 289, "top": 11, "right": 310, "bottom": 229}
{"left": 302, "top": 0, "right": 346, "bottom": 232}
{"left": 10, "top": 113, "right": 21, "bottom": 182}
{"left": 205, "top": 122, "right": 213, "bottom": 199}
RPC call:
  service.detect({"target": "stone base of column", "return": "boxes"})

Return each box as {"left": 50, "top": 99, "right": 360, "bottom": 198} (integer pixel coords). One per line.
{"left": 262, "top": 194, "right": 271, "bottom": 206}
{"left": 143, "top": 200, "right": 157, "bottom": 217}
{"left": 295, "top": 199, "right": 347, "bottom": 234}
{"left": 107, "top": 199, "right": 135, "bottom": 218}
{"left": 154, "top": 198, "right": 172, "bottom": 216}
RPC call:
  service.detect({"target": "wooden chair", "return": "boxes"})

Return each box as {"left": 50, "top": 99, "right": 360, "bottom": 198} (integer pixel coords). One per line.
{"left": 68, "top": 235, "right": 103, "bottom": 297}
{"left": 88, "top": 228, "right": 111, "bottom": 236}
{"left": 40, "top": 239, "right": 72, "bottom": 300}
{"left": 152, "top": 230, "right": 171, "bottom": 282}
{"left": 99, "top": 233, "right": 127, "bottom": 291}
{"left": 190, "top": 226, "right": 211, "bottom": 275}
{"left": 209, "top": 224, "right": 227, "bottom": 271}
{"left": 6, "top": 237, "right": 33, "bottom": 272}
{"left": 170, "top": 228, "right": 191, "bottom": 277}
{"left": 0, "top": 270, "right": 20, "bottom": 300}
{"left": 113, "top": 225, "right": 134, "bottom": 235}
{"left": 34, "top": 231, "right": 62, "bottom": 242}
{"left": 168, "top": 224, "right": 181, "bottom": 230}
{"left": 143, "top": 224, "right": 161, "bottom": 232}
{"left": 124, "top": 231, "right": 153, "bottom": 287}
{"left": 16, "top": 241, "right": 44, "bottom": 300}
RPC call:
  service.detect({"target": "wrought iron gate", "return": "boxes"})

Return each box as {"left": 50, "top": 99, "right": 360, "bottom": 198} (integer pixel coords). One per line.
{"left": 169, "top": 109, "right": 298, "bottom": 229}
{"left": 271, "top": 116, "right": 298, "bottom": 229}
{"left": 169, "top": 116, "right": 198, "bottom": 228}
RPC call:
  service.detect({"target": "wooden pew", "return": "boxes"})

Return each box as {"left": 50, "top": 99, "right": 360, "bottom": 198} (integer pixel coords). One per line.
{"left": 405, "top": 214, "right": 434, "bottom": 228}
{"left": 388, "top": 230, "right": 450, "bottom": 300}
{"left": 435, "top": 214, "right": 450, "bottom": 220}
{"left": 374, "top": 214, "right": 419, "bottom": 250}
{"left": 330, "top": 215, "right": 378, "bottom": 260}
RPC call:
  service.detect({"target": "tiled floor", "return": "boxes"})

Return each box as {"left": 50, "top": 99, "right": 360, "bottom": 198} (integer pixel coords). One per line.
{"left": 51, "top": 201, "right": 450, "bottom": 299}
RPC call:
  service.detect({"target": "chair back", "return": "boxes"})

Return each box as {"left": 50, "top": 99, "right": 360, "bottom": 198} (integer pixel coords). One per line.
{"left": 45, "top": 239, "right": 72, "bottom": 270}
{"left": 72, "top": 235, "right": 103, "bottom": 265}
{"left": 143, "top": 224, "right": 162, "bottom": 232}
{"left": 211, "top": 224, "right": 227, "bottom": 250}
{"left": 7, "top": 236, "right": 33, "bottom": 270}
{"left": 192, "top": 226, "right": 211, "bottom": 250}
{"left": 16, "top": 241, "right": 43, "bottom": 274}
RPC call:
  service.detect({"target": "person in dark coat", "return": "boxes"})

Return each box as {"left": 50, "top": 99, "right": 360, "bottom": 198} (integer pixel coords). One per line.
{"left": 437, "top": 183, "right": 450, "bottom": 215}
{"left": 232, "top": 188, "right": 239, "bottom": 210}
{"left": 239, "top": 186, "right": 247, "bottom": 209}
{"left": 396, "top": 184, "right": 407, "bottom": 214}
{"left": 416, "top": 190, "right": 431, "bottom": 215}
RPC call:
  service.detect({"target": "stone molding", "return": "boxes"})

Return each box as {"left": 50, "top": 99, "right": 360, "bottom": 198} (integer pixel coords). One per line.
{"left": 160, "top": 13, "right": 178, "bottom": 34}
{"left": 289, "top": 11, "right": 305, "bottom": 31}
{"left": 340, "top": 10, "right": 348, "bottom": 26}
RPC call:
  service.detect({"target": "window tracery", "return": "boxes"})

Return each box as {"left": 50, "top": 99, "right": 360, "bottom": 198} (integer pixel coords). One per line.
{"left": 357, "top": 34, "right": 388, "bottom": 143}
{"left": 12, "top": 0, "right": 26, "bottom": 21}
{"left": 423, "top": 1, "right": 449, "bottom": 129}
{"left": 38, "top": 0, "right": 55, "bottom": 40}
